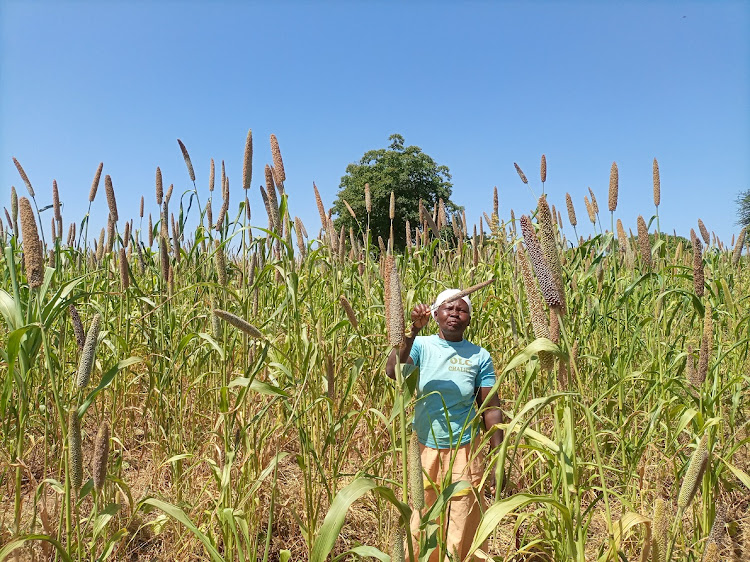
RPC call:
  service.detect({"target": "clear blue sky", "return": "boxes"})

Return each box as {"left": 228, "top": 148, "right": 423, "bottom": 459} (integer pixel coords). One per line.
{"left": 1, "top": 1, "right": 748, "bottom": 247}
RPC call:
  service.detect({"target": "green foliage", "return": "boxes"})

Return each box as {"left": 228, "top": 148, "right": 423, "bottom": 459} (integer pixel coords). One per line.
{"left": 333, "top": 134, "right": 456, "bottom": 251}
{"left": 737, "top": 188, "right": 750, "bottom": 228}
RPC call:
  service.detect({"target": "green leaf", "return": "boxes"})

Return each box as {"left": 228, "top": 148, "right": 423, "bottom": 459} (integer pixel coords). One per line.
{"left": 502, "top": 338, "right": 566, "bottom": 374}
{"left": 0, "top": 288, "right": 22, "bottom": 330}
{"left": 420, "top": 479, "right": 471, "bottom": 527}
{"left": 228, "top": 377, "right": 288, "bottom": 397}
{"left": 96, "top": 529, "right": 129, "bottom": 561}
{"left": 198, "top": 332, "right": 225, "bottom": 360}
{"left": 138, "top": 498, "right": 224, "bottom": 562}
{"left": 92, "top": 503, "right": 121, "bottom": 539}
{"left": 468, "top": 494, "right": 573, "bottom": 557}
{"left": 78, "top": 357, "right": 142, "bottom": 417}
{"left": 0, "top": 534, "right": 74, "bottom": 562}
{"left": 333, "top": 545, "right": 391, "bottom": 562}
{"left": 719, "top": 457, "right": 750, "bottom": 490}
{"left": 310, "top": 478, "right": 379, "bottom": 562}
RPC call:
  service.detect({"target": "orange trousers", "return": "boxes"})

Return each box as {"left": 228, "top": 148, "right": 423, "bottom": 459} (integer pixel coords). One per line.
{"left": 408, "top": 442, "right": 488, "bottom": 561}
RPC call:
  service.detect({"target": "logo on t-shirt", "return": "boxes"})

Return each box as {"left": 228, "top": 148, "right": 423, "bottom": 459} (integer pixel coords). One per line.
{"left": 448, "top": 356, "right": 473, "bottom": 373}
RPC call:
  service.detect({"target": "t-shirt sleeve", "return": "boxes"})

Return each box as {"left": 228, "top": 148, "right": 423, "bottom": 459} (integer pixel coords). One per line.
{"left": 409, "top": 336, "right": 422, "bottom": 366}
{"left": 475, "top": 349, "right": 495, "bottom": 388}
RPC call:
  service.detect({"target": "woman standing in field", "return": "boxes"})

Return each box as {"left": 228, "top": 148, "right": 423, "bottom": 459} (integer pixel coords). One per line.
{"left": 386, "top": 289, "right": 504, "bottom": 561}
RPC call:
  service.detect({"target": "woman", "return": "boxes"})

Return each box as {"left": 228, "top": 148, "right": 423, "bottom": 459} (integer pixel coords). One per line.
{"left": 386, "top": 289, "right": 504, "bottom": 561}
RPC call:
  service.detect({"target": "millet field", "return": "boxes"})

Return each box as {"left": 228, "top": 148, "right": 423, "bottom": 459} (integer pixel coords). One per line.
{"left": 1, "top": 133, "right": 748, "bottom": 561}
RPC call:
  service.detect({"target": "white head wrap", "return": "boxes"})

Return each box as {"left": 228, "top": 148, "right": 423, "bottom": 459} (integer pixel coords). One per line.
{"left": 432, "top": 288, "right": 472, "bottom": 319}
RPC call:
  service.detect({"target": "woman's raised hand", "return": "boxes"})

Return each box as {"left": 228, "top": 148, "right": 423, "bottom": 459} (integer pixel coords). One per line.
{"left": 410, "top": 304, "right": 431, "bottom": 331}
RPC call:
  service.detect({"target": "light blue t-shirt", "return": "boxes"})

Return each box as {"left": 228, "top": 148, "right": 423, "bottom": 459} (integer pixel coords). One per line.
{"left": 409, "top": 334, "right": 495, "bottom": 449}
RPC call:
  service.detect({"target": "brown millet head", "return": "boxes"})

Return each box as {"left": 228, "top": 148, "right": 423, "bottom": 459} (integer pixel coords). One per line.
{"left": 13, "top": 157, "right": 35, "bottom": 197}
{"left": 517, "top": 249, "right": 552, "bottom": 368}
{"left": 271, "top": 165, "right": 284, "bottom": 196}
{"left": 408, "top": 431, "right": 424, "bottom": 510}
{"left": 732, "top": 227, "right": 746, "bottom": 266}
{"left": 119, "top": 248, "right": 130, "bottom": 290}
{"left": 160, "top": 236, "right": 170, "bottom": 281}
{"left": 637, "top": 215, "right": 652, "bottom": 267}
{"left": 104, "top": 175, "right": 118, "bottom": 222}
{"left": 69, "top": 304, "right": 85, "bottom": 352}
{"left": 565, "top": 193, "right": 577, "bottom": 227}
{"left": 520, "top": 214, "right": 563, "bottom": 308}
{"left": 608, "top": 162, "right": 618, "bottom": 212}
{"left": 677, "top": 433, "right": 709, "bottom": 509}
{"left": 344, "top": 199, "right": 356, "bottom": 219}
{"left": 106, "top": 214, "right": 115, "bottom": 253}
{"left": 294, "top": 217, "right": 307, "bottom": 257}
{"left": 76, "top": 313, "right": 102, "bottom": 388}
{"left": 536, "top": 196, "right": 566, "bottom": 313}
{"left": 693, "top": 235, "right": 704, "bottom": 297}
{"left": 89, "top": 162, "right": 104, "bottom": 202}
{"left": 616, "top": 219, "right": 628, "bottom": 255}
{"left": 405, "top": 219, "right": 412, "bottom": 249}
{"left": 96, "top": 228, "right": 105, "bottom": 262}
{"left": 438, "top": 198, "right": 447, "bottom": 229}
{"left": 325, "top": 353, "right": 335, "bottom": 399}
{"left": 651, "top": 498, "right": 668, "bottom": 562}
{"left": 540, "top": 154, "right": 547, "bottom": 183}
{"left": 706, "top": 500, "right": 727, "bottom": 551}
{"left": 419, "top": 199, "right": 439, "bottom": 237}
{"left": 209, "top": 158, "right": 215, "bottom": 192}
{"left": 11, "top": 185, "right": 19, "bottom": 226}
{"left": 270, "top": 134, "right": 285, "bottom": 184}
{"left": 124, "top": 219, "right": 132, "bottom": 248}
{"left": 313, "top": 182, "right": 327, "bottom": 229}
{"left": 339, "top": 295, "right": 358, "bottom": 329}
{"left": 214, "top": 240, "right": 228, "bottom": 286}
{"left": 177, "top": 139, "right": 196, "bottom": 181}
{"left": 698, "top": 219, "right": 710, "bottom": 245}
{"left": 514, "top": 162, "right": 528, "bottom": 184}
{"left": 365, "top": 183, "right": 372, "bottom": 214}
{"left": 19, "top": 197, "right": 44, "bottom": 288}
{"left": 652, "top": 158, "right": 661, "bottom": 207}
{"left": 451, "top": 214, "right": 461, "bottom": 239}
{"left": 263, "top": 166, "right": 280, "bottom": 230}
{"left": 155, "top": 167, "right": 163, "bottom": 205}
{"left": 52, "top": 180, "right": 62, "bottom": 224}
{"left": 584, "top": 195, "right": 596, "bottom": 225}
{"left": 213, "top": 309, "right": 265, "bottom": 339}
{"left": 68, "top": 407, "right": 83, "bottom": 491}
{"left": 385, "top": 257, "right": 404, "bottom": 348}
{"left": 214, "top": 200, "right": 227, "bottom": 232}
{"left": 243, "top": 129, "right": 253, "bottom": 190}
{"left": 92, "top": 421, "right": 110, "bottom": 490}
{"left": 390, "top": 191, "right": 396, "bottom": 221}
{"left": 588, "top": 187, "right": 599, "bottom": 215}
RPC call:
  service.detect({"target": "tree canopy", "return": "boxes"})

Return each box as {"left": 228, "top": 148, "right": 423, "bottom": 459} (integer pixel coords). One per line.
{"left": 332, "top": 134, "right": 457, "bottom": 251}
{"left": 737, "top": 189, "right": 750, "bottom": 229}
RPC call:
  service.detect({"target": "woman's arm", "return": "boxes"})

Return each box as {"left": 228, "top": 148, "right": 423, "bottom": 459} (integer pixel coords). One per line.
{"left": 479, "top": 387, "right": 504, "bottom": 450}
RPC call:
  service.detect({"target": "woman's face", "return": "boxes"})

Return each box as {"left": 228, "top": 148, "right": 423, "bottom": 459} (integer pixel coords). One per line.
{"left": 435, "top": 299, "right": 470, "bottom": 341}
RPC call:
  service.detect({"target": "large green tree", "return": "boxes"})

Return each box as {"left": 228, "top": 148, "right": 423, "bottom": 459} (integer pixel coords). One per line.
{"left": 737, "top": 189, "right": 750, "bottom": 229}
{"left": 333, "top": 134, "right": 456, "bottom": 251}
